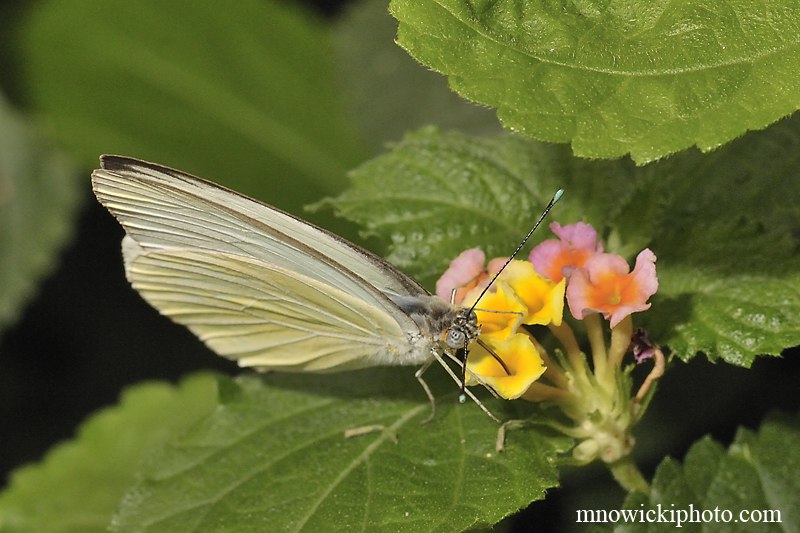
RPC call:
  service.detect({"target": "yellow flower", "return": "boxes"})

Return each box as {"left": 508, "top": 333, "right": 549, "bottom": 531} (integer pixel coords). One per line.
{"left": 463, "top": 282, "right": 526, "bottom": 341}
{"left": 458, "top": 260, "right": 565, "bottom": 400}
{"left": 498, "top": 260, "right": 566, "bottom": 326}
{"left": 465, "top": 333, "right": 546, "bottom": 399}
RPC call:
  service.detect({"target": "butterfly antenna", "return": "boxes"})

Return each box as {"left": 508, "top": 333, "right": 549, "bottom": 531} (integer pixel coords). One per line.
{"left": 467, "top": 189, "right": 564, "bottom": 314}
{"left": 457, "top": 189, "right": 563, "bottom": 403}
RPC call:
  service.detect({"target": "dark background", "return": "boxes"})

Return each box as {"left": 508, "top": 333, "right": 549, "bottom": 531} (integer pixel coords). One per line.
{"left": 1, "top": 0, "right": 798, "bottom": 530}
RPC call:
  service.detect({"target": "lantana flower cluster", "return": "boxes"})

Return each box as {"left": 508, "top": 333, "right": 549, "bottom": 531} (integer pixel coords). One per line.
{"left": 437, "top": 222, "right": 662, "bottom": 466}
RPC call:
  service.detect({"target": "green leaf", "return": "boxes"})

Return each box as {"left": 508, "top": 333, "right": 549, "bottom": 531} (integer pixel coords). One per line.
{"left": 19, "top": 0, "right": 366, "bottom": 220}
{"left": 0, "top": 93, "right": 79, "bottom": 331}
{"left": 112, "top": 372, "right": 571, "bottom": 532}
{"left": 390, "top": 0, "right": 800, "bottom": 164}
{"left": 641, "top": 115, "right": 800, "bottom": 366}
{"left": 334, "top": 0, "right": 501, "bottom": 151}
{"left": 326, "top": 124, "right": 800, "bottom": 366}
{"left": 325, "top": 126, "right": 638, "bottom": 288}
{"left": 646, "top": 255, "right": 800, "bottom": 368}
{"left": 617, "top": 412, "right": 799, "bottom": 532}
{"left": 0, "top": 374, "right": 217, "bottom": 533}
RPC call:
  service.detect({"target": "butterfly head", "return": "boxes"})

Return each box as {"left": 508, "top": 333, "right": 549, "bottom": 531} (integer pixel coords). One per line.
{"left": 444, "top": 308, "right": 480, "bottom": 350}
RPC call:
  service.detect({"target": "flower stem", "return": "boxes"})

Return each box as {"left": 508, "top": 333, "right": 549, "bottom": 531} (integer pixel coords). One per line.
{"left": 584, "top": 313, "right": 607, "bottom": 377}
{"left": 609, "top": 455, "right": 650, "bottom": 494}
{"left": 525, "top": 331, "right": 569, "bottom": 388}
{"left": 604, "top": 315, "right": 633, "bottom": 383}
{"left": 548, "top": 322, "right": 587, "bottom": 376}
{"left": 635, "top": 346, "right": 665, "bottom": 404}
{"left": 521, "top": 382, "right": 571, "bottom": 402}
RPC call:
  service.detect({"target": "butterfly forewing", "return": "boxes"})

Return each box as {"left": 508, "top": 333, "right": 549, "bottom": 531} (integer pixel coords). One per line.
{"left": 92, "top": 156, "right": 427, "bottom": 300}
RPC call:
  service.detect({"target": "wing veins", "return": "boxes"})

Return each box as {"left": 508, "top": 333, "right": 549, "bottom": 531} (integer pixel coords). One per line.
{"left": 134, "top": 259, "right": 382, "bottom": 337}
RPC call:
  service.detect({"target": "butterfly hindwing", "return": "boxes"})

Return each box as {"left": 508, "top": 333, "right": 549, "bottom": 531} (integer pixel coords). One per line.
{"left": 124, "top": 245, "right": 433, "bottom": 371}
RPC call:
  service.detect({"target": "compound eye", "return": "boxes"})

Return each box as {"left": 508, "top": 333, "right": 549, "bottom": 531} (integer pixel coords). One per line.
{"left": 445, "top": 328, "right": 466, "bottom": 349}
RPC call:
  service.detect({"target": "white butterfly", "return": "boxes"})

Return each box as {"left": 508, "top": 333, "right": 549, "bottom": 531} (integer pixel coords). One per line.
{"left": 92, "top": 156, "right": 561, "bottom": 422}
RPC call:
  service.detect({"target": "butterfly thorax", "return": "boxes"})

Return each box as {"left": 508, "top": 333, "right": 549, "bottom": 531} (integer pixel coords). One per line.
{"left": 390, "top": 295, "right": 479, "bottom": 353}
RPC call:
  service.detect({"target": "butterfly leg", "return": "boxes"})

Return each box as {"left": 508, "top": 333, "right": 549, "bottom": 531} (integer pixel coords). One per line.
{"left": 442, "top": 351, "right": 500, "bottom": 400}
{"left": 430, "top": 349, "right": 501, "bottom": 423}
{"left": 415, "top": 360, "right": 437, "bottom": 425}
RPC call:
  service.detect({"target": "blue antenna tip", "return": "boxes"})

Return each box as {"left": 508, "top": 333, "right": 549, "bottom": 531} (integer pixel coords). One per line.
{"left": 553, "top": 189, "right": 564, "bottom": 203}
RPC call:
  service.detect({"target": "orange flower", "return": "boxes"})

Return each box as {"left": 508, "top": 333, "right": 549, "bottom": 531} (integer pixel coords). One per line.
{"left": 567, "top": 249, "right": 658, "bottom": 328}
{"left": 528, "top": 222, "right": 603, "bottom": 282}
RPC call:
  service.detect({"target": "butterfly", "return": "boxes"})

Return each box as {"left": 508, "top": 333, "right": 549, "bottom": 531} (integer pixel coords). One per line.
{"left": 92, "top": 155, "right": 561, "bottom": 422}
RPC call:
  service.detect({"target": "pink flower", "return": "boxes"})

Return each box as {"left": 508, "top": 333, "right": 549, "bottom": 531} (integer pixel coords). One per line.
{"left": 566, "top": 249, "right": 658, "bottom": 328}
{"left": 435, "top": 248, "right": 509, "bottom": 304}
{"left": 529, "top": 222, "right": 603, "bottom": 282}
{"left": 435, "top": 248, "right": 486, "bottom": 303}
